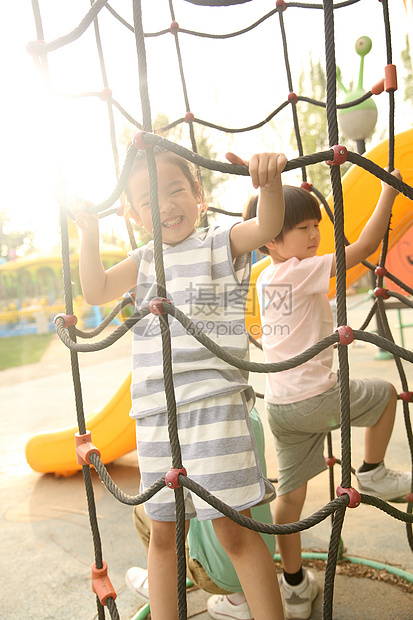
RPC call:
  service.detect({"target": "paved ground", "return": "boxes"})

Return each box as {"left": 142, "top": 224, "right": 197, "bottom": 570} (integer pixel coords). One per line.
{"left": 1, "top": 294, "right": 413, "bottom": 619}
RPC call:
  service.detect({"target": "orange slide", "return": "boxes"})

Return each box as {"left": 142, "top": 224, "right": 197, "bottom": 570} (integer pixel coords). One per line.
{"left": 26, "top": 130, "right": 413, "bottom": 476}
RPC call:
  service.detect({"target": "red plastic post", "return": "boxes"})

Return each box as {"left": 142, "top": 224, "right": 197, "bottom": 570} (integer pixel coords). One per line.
{"left": 132, "top": 131, "right": 154, "bottom": 150}
{"left": 336, "top": 325, "right": 354, "bottom": 345}
{"left": 374, "top": 287, "right": 390, "bottom": 300}
{"left": 26, "top": 40, "right": 46, "bottom": 56}
{"left": 375, "top": 266, "right": 387, "bottom": 278}
{"left": 300, "top": 182, "right": 312, "bottom": 192}
{"left": 371, "top": 78, "right": 385, "bottom": 96}
{"left": 184, "top": 111, "right": 195, "bottom": 123}
{"left": 336, "top": 485, "right": 361, "bottom": 508}
{"left": 99, "top": 87, "right": 112, "bottom": 101}
{"left": 384, "top": 64, "right": 398, "bottom": 92}
{"left": 326, "top": 145, "right": 348, "bottom": 166}
{"left": 75, "top": 431, "right": 101, "bottom": 466}
{"left": 53, "top": 313, "right": 78, "bottom": 328}
{"left": 288, "top": 92, "right": 298, "bottom": 104}
{"left": 165, "top": 467, "right": 187, "bottom": 489}
{"left": 399, "top": 392, "right": 413, "bottom": 403}
{"left": 91, "top": 561, "right": 117, "bottom": 605}
{"left": 326, "top": 456, "right": 336, "bottom": 467}
{"left": 276, "top": 0, "right": 287, "bottom": 11}
{"left": 170, "top": 20, "right": 180, "bottom": 34}
{"left": 149, "top": 297, "right": 172, "bottom": 315}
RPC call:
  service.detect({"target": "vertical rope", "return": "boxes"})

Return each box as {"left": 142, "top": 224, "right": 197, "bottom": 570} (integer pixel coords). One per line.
{"left": 132, "top": 3, "right": 187, "bottom": 617}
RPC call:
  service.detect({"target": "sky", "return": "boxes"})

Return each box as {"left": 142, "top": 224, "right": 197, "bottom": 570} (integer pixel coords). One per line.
{"left": 1, "top": 0, "right": 412, "bottom": 253}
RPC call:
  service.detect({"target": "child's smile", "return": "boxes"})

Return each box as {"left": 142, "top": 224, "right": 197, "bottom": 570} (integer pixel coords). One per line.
{"left": 129, "top": 160, "right": 199, "bottom": 246}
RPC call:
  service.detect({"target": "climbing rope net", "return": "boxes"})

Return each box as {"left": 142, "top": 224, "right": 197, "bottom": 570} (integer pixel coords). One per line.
{"left": 28, "top": 1, "right": 413, "bottom": 619}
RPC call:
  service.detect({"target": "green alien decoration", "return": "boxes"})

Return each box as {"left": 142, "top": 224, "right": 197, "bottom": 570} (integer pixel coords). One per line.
{"left": 337, "top": 36, "right": 378, "bottom": 150}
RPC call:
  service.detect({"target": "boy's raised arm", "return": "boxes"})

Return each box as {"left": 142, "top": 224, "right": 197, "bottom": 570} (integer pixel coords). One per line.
{"left": 330, "top": 169, "right": 402, "bottom": 277}
{"left": 228, "top": 151, "right": 287, "bottom": 259}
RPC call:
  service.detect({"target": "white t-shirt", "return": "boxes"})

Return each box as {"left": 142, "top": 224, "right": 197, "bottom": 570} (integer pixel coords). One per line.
{"left": 257, "top": 254, "right": 336, "bottom": 404}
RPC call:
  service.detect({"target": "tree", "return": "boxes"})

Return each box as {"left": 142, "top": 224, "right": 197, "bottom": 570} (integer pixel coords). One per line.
{"left": 401, "top": 34, "right": 413, "bottom": 112}
{"left": 0, "top": 209, "right": 34, "bottom": 261}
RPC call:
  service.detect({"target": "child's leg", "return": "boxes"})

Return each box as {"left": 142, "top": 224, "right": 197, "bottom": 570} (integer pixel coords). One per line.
{"left": 212, "top": 509, "right": 284, "bottom": 620}
{"left": 147, "top": 518, "right": 190, "bottom": 620}
{"left": 273, "top": 483, "right": 307, "bottom": 574}
{"left": 364, "top": 384, "right": 397, "bottom": 463}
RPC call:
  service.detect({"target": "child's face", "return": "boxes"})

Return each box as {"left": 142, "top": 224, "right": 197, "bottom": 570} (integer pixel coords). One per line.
{"left": 272, "top": 218, "right": 321, "bottom": 262}
{"left": 129, "top": 160, "right": 199, "bottom": 246}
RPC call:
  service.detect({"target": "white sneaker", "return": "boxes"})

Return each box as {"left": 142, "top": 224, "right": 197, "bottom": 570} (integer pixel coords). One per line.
{"left": 356, "top": 462, "right": 412, "bottom": 501}
{"left": 279, "top": 568, "right": 318, "bottom": 620}
{"left": 125, "top": 566, "right": 149, "bottom": 602}
{"left": 207, "top": 594, "right": 253, "bottom": 620}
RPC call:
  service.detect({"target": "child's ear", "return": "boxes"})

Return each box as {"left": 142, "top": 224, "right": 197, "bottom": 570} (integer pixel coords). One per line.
{"left": 265, "top": 238, "right": 278, "bottom": 250}
{"left": 127, "top": 205, "right": 142, "bottom": 227}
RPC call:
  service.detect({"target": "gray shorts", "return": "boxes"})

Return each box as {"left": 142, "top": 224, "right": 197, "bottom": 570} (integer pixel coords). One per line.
{"left": 266, "top": 378, "right": 393, "bottom": 496}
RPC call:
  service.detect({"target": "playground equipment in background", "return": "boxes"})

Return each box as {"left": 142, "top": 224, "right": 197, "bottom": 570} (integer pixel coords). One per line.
{"left": 0, "top": 233, "right": 126, "bottom": 337}
{"left": 26, "top": 129, "right": 413, "bottom": 476}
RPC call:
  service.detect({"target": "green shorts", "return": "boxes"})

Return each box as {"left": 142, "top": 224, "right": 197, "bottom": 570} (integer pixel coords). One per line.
{"left": 266, "top": 378, "right": 393, "bottom": 496}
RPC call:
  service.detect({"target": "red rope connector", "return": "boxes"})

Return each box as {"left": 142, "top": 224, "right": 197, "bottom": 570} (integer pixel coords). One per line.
{"left": 184, "top": 111, "right": 195, "bottom": 123}
{"left": 288, "top": 92, "right": 298, "bottom": 104}
{"left": 336, "top": 325, "right": 354, "bottom": 345}
{"left": 149, "top": 297, "right": 172, "bottom": 315}
{"left": 399, "top": 392, "right": 413, "bottom": 403}
{"left": 384, "top": 64, "right": 398, "bottom": 92}
{"left": 170, "top": 20, "right": 180, "bottom": 34}
{"left": 301, "top": 182, "right": 312, "bottom": 192}
{"left": 276, "top": 0, "right": 287, "bottom": 11}
{"left": 26, "top": 40, "right": 46, "bottom": 56}
{"left": 99, "top": 87, "right": 112, "bottom": 101}
{"left": 326, "top": 456, "right": 336, "bottom": 467}
{"left": 371, "top": 78, "right": 385, "bottom": 96}
{"left": 53, "top": 313, "right": 78, "bottom": 328}
{"left": 116, "top": 204, "right": 125, "bottom": 216}
{"left": 337, "top": 485, "right": 361, "bottom": 508}
{"left": 375, "top": 266, "right": 387, "bottom": 278}
{"left": 326, "top": 145, "right": 348, "bottom": 166}
{"left": 91, "top": 561, "right": 117, "bottom": 605}
{"left": 374, "top": 287, "right": 390, "bottom": 300}
{"left": 132, "top": 131, "right": 154, "bottom": 150}
{"left": 165, "top": 467, "right": 187, "bottom": 489}
{"left": 124, "top": 291, "right": 136, "bottom": 304}
{"left": 75, "top": 431, "right": 101, "bottom": 466}
{"left": 407, "top": 492, "right": 413, "bottom": 503}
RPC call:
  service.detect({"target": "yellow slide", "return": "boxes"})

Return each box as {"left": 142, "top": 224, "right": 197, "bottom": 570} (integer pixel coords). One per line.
{"left": 26, "top": 130, "right": 413, "bottom": 476}
{"left": 246, "top": 128, "right": 413, "bottom": 337}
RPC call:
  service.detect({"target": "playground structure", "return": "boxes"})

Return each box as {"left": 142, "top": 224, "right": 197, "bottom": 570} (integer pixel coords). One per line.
{"left": 26, "top": 2, "right": 413, "bottom": 620}
{"left": 0, "top": 223, "right": 127, "bottom": 336}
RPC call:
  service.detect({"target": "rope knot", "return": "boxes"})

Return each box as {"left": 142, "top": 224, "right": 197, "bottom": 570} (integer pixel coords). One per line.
{"left": 326, "top": 145, "right": 348, "bottom": 166}
{"left": 337, "top": 486, "right": 361, "bottom": 508}
{"left": 335, "top": 325, "right": 354, "bottom": 345}
{"left": 53, "top": 313, "right": 78, "bottom": 328}
{"left": 375, "top": 266, "right": 387, "bottom": 278}
{"left": 374, "top": 287, "right": 390, "bottom": 300}
{"left": 165, "top": 467, "right": 187, "bottom": 489}
{"left": 149, "top": 297, "right": 172, "bottom": 315}
{"left": 91, "top": 561, "right": 116, "bottom": 605}
{"left": 132, "top": 131, "right": 154, "bottom": 150}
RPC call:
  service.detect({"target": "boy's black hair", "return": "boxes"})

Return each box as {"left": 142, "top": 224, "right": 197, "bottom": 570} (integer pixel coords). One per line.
{"left": 242, "top": 185, "right": 322, "bottom": 253}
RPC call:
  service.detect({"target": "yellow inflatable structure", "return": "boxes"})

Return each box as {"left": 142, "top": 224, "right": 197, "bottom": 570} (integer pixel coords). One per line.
{"left": 26, "top": 129, "right": 413, "bottom": 476}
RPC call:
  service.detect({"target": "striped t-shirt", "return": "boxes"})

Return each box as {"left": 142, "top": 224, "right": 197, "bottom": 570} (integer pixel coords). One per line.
{"left": 129, "top": 225, "right": 254, "bottom": 418}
